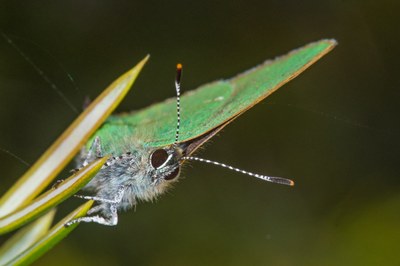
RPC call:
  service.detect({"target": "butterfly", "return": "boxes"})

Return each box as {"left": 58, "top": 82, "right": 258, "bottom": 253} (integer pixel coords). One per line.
{"left": 65, "top": 39, "right": 336, "bottom": 226}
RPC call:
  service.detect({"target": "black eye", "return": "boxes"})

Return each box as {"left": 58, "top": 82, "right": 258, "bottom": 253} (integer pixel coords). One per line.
{"left": 150, "top": 149, "right": 169, "bottom": 169}
{"left": 164, "top": 167, "right": 180, "bottom": 180}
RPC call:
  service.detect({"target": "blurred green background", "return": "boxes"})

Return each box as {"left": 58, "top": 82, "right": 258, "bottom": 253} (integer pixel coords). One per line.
{"left": 0, "top": 1, "right": 399, "bottom": 265}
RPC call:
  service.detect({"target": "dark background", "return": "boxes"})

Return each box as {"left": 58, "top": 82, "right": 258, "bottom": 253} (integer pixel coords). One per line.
{"left": 0, "top": 1, "right": 399, "bottom": 265}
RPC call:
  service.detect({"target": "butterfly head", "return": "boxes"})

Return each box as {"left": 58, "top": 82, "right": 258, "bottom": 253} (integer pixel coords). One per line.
{"left": 149, "top": 145, "right": 183, "bottom": 183}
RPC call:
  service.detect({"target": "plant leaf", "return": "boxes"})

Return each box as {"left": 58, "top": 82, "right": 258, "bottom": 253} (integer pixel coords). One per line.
{"left": 0, "top": 157, "right": 107, "bottom": 235}
{"left": 4, "top": 201, "right": 93, "bottom": 266}
{"left": 92, "top": 40, "right": 336, "bottom": 152}
{"left": 0, "top": 209, "right": 55, "bottom": 266}
{"left": 0, "top": 55, "right": 149, "bottom": 217}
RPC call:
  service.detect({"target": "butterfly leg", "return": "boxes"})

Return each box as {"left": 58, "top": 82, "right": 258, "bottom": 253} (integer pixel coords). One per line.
{"left": 81, "top": 136, "right": 103, "bottom": 167}
{"left": 51, "top": 179, "right": 65, "bottom": 189}
{"left": 73, "top": 186, "right": 125, "bottom": 204}
{"left": 65, "top": 204, "right": 118, "bottom": 226}
{"left": 86, "top": 205, "right": 103, "bottom": 215}
{"left": 65, "top": 186, "right": 126, "bottom": 227}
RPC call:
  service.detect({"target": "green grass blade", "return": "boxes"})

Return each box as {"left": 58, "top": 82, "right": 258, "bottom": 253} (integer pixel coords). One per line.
{"left": 0, "top": 209, "right": 55, "bottom": 266}
{"left": 0, "top": 157, "right": 107, "bottom": 235}
{"left": 0, "top": 55, "right": 149, "bottom": 217}
{"left": 5, "top": 201, "right": 94, "bottom": 266}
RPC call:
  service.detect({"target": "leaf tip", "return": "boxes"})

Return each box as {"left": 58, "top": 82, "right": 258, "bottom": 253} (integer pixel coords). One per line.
{"left": 139, "top": 54, "right": 150, "bottom": 67}
{"left": 122, "top": 54, "right": 150, "bottom": 82}
{"left": 322, "top": 38, "right": 338, "bottom": 48}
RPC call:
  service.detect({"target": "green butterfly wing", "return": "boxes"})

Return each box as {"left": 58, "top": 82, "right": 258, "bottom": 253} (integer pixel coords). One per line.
{"left": 93, "top": 39, "right": 336, "bottom": 153}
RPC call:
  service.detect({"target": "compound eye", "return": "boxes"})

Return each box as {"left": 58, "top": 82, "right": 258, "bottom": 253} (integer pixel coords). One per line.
{"left": 164, "top": 167, "right": 180, "bottom": 181}
{"left": 150, "top": 149, "right": 169, "bottom": 169}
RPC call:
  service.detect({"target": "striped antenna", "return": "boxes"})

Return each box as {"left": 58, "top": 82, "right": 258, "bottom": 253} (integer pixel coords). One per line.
{"left": 182, "top": 156, "right": 294, "bottom": 186}
{"left": 174, "top": 63, "right": 182, "bottom": 143}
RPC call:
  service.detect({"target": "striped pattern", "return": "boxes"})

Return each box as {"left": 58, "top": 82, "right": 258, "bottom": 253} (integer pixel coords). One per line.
{"left": 182, "top": 156, "right": 294, "bottom": 186}
{"left": 174, "top": 64, "right": 182, "bottom": 143}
